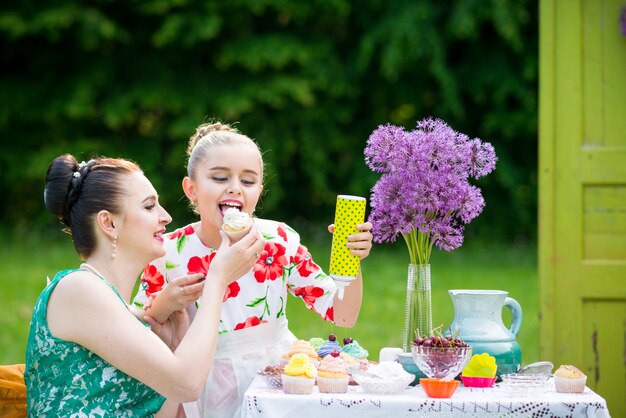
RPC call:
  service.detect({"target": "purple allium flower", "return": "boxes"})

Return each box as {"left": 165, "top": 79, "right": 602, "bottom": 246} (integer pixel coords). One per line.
{"left": 364, "top": 117, "right": 497, "bottom": 264}
{"left": 364, "top": 124, "right": 412, "bottom": 173}
{"left": 467, "top": 139, "right": 497, "bottom": 179}
{"left": 621, "top": 5, "right": 626, "bottom": 37}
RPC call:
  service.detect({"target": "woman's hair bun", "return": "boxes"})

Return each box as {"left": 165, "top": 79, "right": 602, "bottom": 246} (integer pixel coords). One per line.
{"left": 44, "top": 154, "right": 79, "bottom": 222}
{"left": 43, "top": 154, "right": 140, "bottom": 258}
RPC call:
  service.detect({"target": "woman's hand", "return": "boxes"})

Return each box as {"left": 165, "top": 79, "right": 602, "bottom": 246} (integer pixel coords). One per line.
{"left": 144, "top": 273, "right": 205, "bottom": 324}
{"left": 328, "top": 222, "right": 373, "bottom": 260}
{"left": 144, "top": 308, "right": 190, "bottom": 351}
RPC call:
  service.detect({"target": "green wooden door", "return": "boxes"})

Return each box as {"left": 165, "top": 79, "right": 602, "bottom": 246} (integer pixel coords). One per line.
{"left": 539, "top": 0, "right": 626, "bottom": 415}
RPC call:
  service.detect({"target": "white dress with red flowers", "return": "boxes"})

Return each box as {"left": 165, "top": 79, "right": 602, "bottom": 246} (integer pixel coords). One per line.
{"left": 132, "top": 218, "right": 338, "bottom": 418}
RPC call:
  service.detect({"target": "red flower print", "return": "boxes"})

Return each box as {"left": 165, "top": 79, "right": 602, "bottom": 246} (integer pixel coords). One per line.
{"left": 324, "top": 307, "right": 334, "bottom": 322}
{"left": 169, "top": 225, "right": 195, "bottom": 240}
{"left": 170, "top": 225, "right": 195, "bottom": 253}
{"left": 187, "top": 253, "right": 216, "bottom": 276}
{"left": 253, "top": 242, "right": 287, "bottom": 283}
{"left": 290, "top": 245, "right": 317, "bottom": 277}
{"left": 234, "top": 316, "right": 266, "bottom": 330}
{"left": 223, "top": 281, "right": 240, "bottom": 302}
{"left": 294, "top": 286, "right": 324, "bottom": 310}
{"left": 277, "top": 223, "right": 288, "bottom": 242}
{"left": 141, "top": 264, "right": 165, "bottom": 296}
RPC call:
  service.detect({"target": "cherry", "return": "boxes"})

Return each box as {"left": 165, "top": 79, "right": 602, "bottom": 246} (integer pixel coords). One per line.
{"left": 328, "top": 333, "right": 336, "bottom": 342}
{"left": 330, "top": 350, "right": 340, "bottom": 357}
{"left": 343, "top": 337, "right": 353, "bottom": 345}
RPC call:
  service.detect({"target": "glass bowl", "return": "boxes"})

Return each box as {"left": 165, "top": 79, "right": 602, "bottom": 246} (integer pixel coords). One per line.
{"left": 351, "top": 361, "right": 415, "bottom": 394}
{"left": 352, "top": 372, "right": 414, "bottom": 394}
{"left": 497, "top": 373, "right": 550, "bottom": 396}
{"left": 411, "top": 345, "right": 472, "bottom": 380}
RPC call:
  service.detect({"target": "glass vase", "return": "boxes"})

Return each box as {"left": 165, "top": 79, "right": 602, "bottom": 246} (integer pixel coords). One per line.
{"left": 402, "top": 263, "right": 433, "bottom": 352}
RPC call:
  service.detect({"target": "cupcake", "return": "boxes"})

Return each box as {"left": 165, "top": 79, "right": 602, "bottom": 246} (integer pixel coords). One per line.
{"left": 281, "top": 339, "right": 320, "bottom": 366}
{"left": 317, "top": 334, "right": 342, "bottom": 358}
{"left": 554, "top": 365, "right": 587, "bottom": 393}
{"left": 339, "top": 352, "right": 359, "bottom": 369}
{"left": 221, "top": 207, "right": 253, "bottom": 242}
{"left": 316, "top": 350, "right": 349, "bottom": 393}
{"left": 258, "top": 364, "right": 284, "bottom": 389}
{"left": 338, "top": 352, "right": 363, "bottom": 385}
{"left": 309, "top": 337, "right": 325, "bottom": 352}
{"left": 281, "top": 353, "right": 317, "bottom": 394}
{"left": 341, "top": 337, "right": 369, "bottom": 360}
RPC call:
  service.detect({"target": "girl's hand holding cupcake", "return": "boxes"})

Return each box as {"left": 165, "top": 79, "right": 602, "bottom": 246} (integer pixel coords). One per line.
{"left": 210, "top": 226, "right": 265, "bottom": 288}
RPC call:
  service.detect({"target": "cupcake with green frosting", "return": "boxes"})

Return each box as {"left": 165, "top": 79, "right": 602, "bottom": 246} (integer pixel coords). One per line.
{"left": 341, "top": 337, "right": 369, "bottom": 360}
{"left": 308, "top": 337, "right": 325, "bottom": 352}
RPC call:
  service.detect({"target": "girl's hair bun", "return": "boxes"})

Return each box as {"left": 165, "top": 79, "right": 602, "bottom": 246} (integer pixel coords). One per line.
{"left": 187, "top": 122, "right": 239, "bottom": 157}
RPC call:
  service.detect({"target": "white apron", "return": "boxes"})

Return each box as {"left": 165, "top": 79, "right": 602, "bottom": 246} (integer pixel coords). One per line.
{"left": 183, "top": 317, "right": 296, "bottom": 418}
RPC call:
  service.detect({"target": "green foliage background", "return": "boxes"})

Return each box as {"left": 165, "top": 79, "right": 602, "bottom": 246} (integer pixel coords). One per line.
{"left": 0, "top": 0, "right": 537, "bottom": 241}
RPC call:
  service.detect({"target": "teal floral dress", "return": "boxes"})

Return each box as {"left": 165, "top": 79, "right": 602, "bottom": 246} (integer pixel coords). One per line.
{"left": 25, "top": 269, "right": 166, "bottom": 417}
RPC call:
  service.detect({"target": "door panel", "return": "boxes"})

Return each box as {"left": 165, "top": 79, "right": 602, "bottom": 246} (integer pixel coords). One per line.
{"left": 539, "top": 0, "right": 626, "bottom": 416}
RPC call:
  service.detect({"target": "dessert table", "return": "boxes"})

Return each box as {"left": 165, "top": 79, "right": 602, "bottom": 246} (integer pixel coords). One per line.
{"left": 241, "top": 376, "right": 611, "bottom": 418}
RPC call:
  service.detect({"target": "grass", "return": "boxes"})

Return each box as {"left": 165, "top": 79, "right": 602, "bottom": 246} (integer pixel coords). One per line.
{"left": 0, "top": 230, "right": 538, "bottom": 366}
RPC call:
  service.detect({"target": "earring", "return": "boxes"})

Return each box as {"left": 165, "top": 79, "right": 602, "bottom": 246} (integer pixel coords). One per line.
{"left": 111, "top": 235, "right": 118, "bottom": 259}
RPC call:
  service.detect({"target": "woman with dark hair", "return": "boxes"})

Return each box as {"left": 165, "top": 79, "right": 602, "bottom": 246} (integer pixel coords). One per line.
{"left": 24, "top": 154, "right": 265, "bottom": 417}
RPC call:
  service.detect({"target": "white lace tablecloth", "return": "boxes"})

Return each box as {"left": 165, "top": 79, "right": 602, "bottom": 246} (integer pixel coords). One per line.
{"left": 241, "top": 376, "right": 611, "bottom": 418}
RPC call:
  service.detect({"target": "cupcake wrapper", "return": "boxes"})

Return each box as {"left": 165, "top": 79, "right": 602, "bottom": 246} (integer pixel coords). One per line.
{"left": 281, "top": 374, "right": 315, "bottom": 394}
{"left": 222, "top": 226, "right": 251, "bottom": 242}
{"left": 317, "top": 376, "right": 349, "bottom": 393}
{"left": 554, "top": 376, "right": 586, "bottom": 393}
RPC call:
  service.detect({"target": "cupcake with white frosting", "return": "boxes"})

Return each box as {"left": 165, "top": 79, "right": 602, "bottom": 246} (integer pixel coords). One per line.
{"left": 221, "top": 207, "right": 253, "bottom": 242}
{"left": 316, "top": 350, "right": 349, "bottom": 393}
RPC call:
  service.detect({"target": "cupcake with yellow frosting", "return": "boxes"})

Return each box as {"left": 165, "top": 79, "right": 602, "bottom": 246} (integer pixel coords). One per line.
{"left": 281, "top": 339, "right": 320, "bottom": 366}
{"left": 316, "top": 350, "right": 349, "bottom": 393}
{"left": 221, "top": 207, "right": 253, "bottom": 242}
{"left": 554, "top": 365, "right": 586, "bottom": 393}
{"left": 281, "top": 353, "right": 317, "bottom": 394}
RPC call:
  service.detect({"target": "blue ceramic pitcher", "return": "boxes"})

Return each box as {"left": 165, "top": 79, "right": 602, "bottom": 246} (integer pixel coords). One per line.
{"left": 447, "top": 289, "right": 522, "bottom": 376}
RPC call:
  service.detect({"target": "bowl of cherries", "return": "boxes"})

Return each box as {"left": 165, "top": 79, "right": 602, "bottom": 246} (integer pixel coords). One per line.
{"left": 411, "top": 334, "right": 472, "bottom": 398}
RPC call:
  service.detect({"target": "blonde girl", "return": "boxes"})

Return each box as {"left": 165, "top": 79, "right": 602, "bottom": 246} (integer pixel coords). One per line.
{"left": 134, "top": 124, "right": 373, "bottom": 417}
